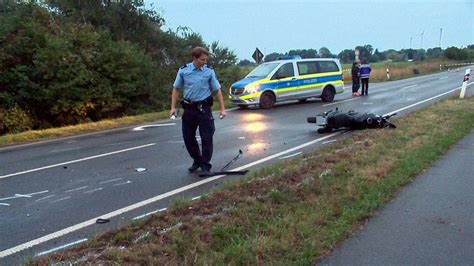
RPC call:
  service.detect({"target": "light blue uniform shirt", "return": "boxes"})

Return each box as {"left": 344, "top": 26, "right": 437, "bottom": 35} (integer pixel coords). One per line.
{"left": 173, "top": 63, "right": 221, "bottom": 102}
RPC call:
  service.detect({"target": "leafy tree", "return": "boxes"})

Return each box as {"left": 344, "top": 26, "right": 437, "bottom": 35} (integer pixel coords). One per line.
{"left": 288, "top": 49, "right": 318, "bottom": 58}
{"left": 337, "top": 49, "right": 355, "bottom": 63}
{"left": 264, "top": 52, "right": 283, "bottom": 62}
{"left": 444, "top": 46, "right": 468, "bottom": 60}
{"left": 427, "top": 47, "right": 443, "bottom": 58}
{"left": 238, "top": 59, "right": 254, "bottom": 66}
{"left": 319, "top": 47, "right": 332, "bottom": 58}
{"left": 208, "top": 41, "right": 237, "bottom": 68}
{"left": 355, "top": 45, "right": 374, "bottom": 61}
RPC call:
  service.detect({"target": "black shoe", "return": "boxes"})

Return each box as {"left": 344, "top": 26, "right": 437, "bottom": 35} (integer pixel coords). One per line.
{"left": 200, "top": 169, "right": 211, "bottom": 177}
{"left": 188, "top": 164, "right": 200, "bottom": 173}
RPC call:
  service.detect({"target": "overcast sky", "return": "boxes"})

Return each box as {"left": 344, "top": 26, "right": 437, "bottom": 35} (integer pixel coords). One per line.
{"left": 144, "top": 0, "right": 473, "bottom": 60}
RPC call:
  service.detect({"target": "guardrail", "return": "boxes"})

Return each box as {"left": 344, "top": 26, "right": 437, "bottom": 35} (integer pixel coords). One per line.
{"left": 440, "top": 62, "right": 474, "bottom": 71}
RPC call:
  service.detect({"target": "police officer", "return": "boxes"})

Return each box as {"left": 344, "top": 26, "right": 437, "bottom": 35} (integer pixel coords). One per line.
{"left": 169, "top": 47, "right": 226, "bottom": 175}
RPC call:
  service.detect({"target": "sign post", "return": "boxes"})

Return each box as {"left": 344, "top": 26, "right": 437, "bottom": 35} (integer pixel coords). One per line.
{"left": 252, "top": 48, "right": 264, "bottom": 64}
{"left": 459, "top": 68, "right": 470, "bottom": 99}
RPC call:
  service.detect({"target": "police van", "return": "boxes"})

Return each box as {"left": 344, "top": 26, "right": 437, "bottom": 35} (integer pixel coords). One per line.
{"left": 229, "top": 56, "right": 344, "bottom": 108}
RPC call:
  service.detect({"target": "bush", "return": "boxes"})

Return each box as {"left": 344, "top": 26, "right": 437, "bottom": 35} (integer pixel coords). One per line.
{"left": 0, "top": 106, "right": 34, "bottom": 134}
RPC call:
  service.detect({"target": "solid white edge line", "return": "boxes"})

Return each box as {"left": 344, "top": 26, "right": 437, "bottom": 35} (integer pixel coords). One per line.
{"left": 0, "top": 143, "right": 156, "bottom": 180}
{"left": 35, "top": 238, "right": 88, "bottom": 257}
{"left": 2, "top": 84, "right": 473, "bottom": 258}
{"left": 0, "top": 132, "right": 339, "bottom": 258}
{"left": 279, "top": 152, "right": 302, "bottom": 159}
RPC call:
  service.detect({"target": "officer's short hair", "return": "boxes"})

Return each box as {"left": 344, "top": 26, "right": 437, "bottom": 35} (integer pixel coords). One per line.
{"left": 192, "top": 47, "right": 209, "bottom": 59}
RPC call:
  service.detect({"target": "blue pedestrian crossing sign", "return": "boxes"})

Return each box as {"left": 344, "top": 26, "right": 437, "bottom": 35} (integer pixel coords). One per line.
{"left": 252, "top": 48, "right": 264, "bottom": 64}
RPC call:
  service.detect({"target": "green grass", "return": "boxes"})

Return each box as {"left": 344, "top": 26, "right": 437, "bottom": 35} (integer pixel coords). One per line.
{"left": 31, "top": 96, "right": 474, "bottom": 265}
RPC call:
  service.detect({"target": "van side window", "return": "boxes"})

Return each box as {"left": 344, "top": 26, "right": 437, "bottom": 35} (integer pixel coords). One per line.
{"left": 317, "top": 61, "right": 339, "bottom": 73}
{"left": 297, "top": 61, "right": 319, "bottom": 75}
{"left": 272, "top": 63, "right": 294, "bottom": 79}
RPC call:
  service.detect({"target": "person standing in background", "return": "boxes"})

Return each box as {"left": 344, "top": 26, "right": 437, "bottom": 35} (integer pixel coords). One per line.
{"left": 359, "top": 58, "right": 371, "bottom": 96}
{"left": 351, "top": 61, "right": 360, "bottom": 96}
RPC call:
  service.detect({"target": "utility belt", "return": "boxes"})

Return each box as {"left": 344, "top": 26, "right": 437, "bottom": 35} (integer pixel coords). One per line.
{"left": 180, "top": 96, "right": 213, "bottom": 112}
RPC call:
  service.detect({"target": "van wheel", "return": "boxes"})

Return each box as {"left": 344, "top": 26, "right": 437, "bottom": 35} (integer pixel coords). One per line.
{"left": 237, "top": 105, "right": 248, "bottom": 109}
{"left": 259, "top": 91, "right": 275, "bottom": 109}
{"left": 321, "top": 87, "right": 335, "bottom": 102}
{"left": 298, "top": 99, "right": 307, "bottom": 103}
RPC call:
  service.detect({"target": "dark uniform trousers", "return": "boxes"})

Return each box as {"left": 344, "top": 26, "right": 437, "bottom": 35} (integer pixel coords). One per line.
{"left": 182, "top": 106, "right": 215, "bottom": 171}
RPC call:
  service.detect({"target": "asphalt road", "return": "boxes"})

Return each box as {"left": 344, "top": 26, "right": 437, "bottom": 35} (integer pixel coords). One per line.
{"left": 0, "top": 68, "right": 471, "bottom": 264}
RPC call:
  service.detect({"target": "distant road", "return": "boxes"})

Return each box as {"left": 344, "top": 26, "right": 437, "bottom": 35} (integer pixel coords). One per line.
{"left": 0, "top": 68, "right": 471, "bottom": 264}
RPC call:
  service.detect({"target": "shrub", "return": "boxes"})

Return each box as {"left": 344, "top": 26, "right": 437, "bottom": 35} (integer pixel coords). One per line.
{"left": 0, "top": 106, "right": 34, "bottom": 134}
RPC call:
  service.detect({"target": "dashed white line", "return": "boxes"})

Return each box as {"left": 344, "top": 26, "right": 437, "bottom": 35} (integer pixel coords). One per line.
{"left": 51, "top": 197, "right": 71, "bottom": 203}
{"left": 401, "top": 84, "right": 418, "bottom": 90}
{"left": 439, "top": 77, "right": 448, "bottom": 80}
{"left": 112, "top": 181, "right": 132, "bottom": 186}
{"left": 35, "top": 195, "right": 56, "bottom": 202}
{"left": 279, "top": 152, "right": 302, "bottom": 159}
{"left": 0, "top": 203, "right": 10, "bottom": 206}
{"left": 191, "top": 196, "right": 201, "bottom": 201}
{"left": 84, "top": 188, "right": 103, "bottom": 194}
{"left": 99, "top": 178, "right": 123, "bottom": 184}
{"left": 0, "top": 143, "right": 156, "bottom": 180}
{"left": 65, "top": 186, "right": 88, "bottom": 193}
{"left": 35, "top": 238, "right": 88, "bottom": 257}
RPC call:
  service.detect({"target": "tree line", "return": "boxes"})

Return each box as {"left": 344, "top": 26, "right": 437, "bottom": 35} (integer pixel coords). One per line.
{"left": 238, "top": 45, "right": 474, "bottom": 66}
{"left": 0, "top": 0, "right": 240, "bottom": 135}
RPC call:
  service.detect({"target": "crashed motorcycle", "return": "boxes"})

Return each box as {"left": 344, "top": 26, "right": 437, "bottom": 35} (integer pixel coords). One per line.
{"left": 307, "top": 108, "right": 397, "bottom": 133}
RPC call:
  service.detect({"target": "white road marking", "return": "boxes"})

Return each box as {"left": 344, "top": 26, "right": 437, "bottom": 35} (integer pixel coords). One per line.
{"left": 3, "top": 85, "right": 472, "bottom": 259}
{"left": 132, "top": 123, "right": 175, "bottom": 131}
{"left": 191, "top": 196, "right": 201, "bottom": 201}
{"left": 51, "top": 197, "right": 71, "bottom": 203}
{"left": 14, "top": 194, "right": 32, "bottom": 198}
{"left": 113, "top": 181, "right": 132, "bottom": 186}
{"left": 238, "top": 136, "right": 246, "bottom": 140}
{"left": 0, "top": 143, "right": 156, "bottom": 180}
{"left": 279, "top": 152, "right": 302, "bottom": 159}
{"left": 132, "top": 208, "right": 167, "bottom": 220}
{"left": 323, "top": 97, "right": 359, "bottom": 106}
{"left": 439, "top": 77, "right": 448, "bottom": 80}
{"left": 35, "top": 238, "right": 88, "bottom": 257}
{"left": 401, "top": 84, "right": 418, "bottom": 90}
{"left": 84, "top": 188, "right": 103, "bottom": 194}
{"left": 0, "top": 203, "right": 10, "bottom": 206}
{"left": 362, "top": 102, "right": 374, "bottom": 105}
{"left": 0, "top": 190, "right": 49, "bottom": 201}
{"left": 322, "top": 139, "right": 337, "bottom": 145}
{"left": 35, "top": 195, "right": 56, "bottom": 202}
{"left": 65, "top": 186, "right": 88, "bottom": 193}
{"left": 99, "top": 178, "right": 123, "bottom": 184}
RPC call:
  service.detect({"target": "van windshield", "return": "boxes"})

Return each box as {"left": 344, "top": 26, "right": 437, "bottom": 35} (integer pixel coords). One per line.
{"left": 246, "top": 63, "right": 280, "bottom": 78}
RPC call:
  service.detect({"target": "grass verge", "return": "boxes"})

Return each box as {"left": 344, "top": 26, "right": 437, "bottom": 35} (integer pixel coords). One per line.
{"left": 31, "top": 96, "right": 474, "bottom": 264}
